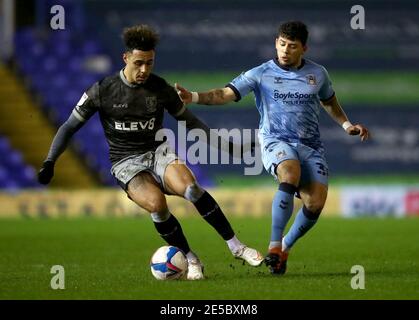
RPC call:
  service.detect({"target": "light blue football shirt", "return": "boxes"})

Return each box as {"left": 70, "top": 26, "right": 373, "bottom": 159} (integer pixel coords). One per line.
{"left": 228, "top": 58, "right": 335, "bottom": 155}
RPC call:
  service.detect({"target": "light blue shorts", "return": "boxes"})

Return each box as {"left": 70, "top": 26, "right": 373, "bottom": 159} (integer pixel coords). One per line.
{"left": 261, "top": 141, "right": 329, "bottom": 187}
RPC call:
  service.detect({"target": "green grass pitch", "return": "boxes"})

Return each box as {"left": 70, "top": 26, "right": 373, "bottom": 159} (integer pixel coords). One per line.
{"left": 1, "top": 216, "right": 418, "bottom": 300}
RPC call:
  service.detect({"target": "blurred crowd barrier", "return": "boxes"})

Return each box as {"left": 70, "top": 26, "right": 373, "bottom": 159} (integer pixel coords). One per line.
{"left": 341, "top": 185, "right": 419, "bottom": 218}
{"left": 0, "top": 188, "right": 329, "bottom": 218}
{"left": 1, "top": 185, "right": 418, "bottom": 218}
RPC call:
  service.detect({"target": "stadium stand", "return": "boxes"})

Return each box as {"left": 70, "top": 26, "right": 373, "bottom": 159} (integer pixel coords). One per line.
{"left": 0, "top": 135, "right": 37, "bottom": 190}
{"left": 13, "top": 25, "right": 115, "bottom": 186}
{"left": 4, "top": 0, "right": 417, "bottom": 189}
{"left": 0, "top": 63, "right": 98, "bottom": 189}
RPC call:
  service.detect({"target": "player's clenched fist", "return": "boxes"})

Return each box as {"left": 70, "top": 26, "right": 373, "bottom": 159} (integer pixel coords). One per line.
{"left": 345, "top": 123, "right": 370, "bottom": 142}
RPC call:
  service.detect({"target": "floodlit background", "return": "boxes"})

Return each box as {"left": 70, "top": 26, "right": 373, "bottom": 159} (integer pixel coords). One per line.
{"left": 0, "top": 0, "right": 418, "bottom": 300}
{"left": 0, "top": 0, "right": 418, "bottom": 217}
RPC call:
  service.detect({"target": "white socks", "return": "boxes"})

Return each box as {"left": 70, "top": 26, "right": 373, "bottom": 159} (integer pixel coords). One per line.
{"left": 268, "top": 239, "right": 290, "bottom": 252}
{"left": 269, "top": 241, "right": 282, "bottom": 250}
{"left": 282, "top": 238, "right": 289, "bottom": 253}
{"left": 186, "top": 251, "right": 199, "bottom": 263}
{"left": 226, "top": 235, "right": 244, "bottom": 254}
{"left": 150, "top": 210, "right": 171, "bottom": 223}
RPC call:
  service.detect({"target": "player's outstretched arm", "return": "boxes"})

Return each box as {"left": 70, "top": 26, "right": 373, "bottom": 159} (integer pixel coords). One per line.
{"left": 321, "top": 95, "right": 370, "bottom": 141}
{"left": 175, "top": 83, "right": 237, "bottom": 106}
{"left": 38, "top": 113, "right": 85, "bottom": 185}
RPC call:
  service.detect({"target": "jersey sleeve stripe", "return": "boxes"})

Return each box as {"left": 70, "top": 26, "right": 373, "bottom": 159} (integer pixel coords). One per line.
{"left": 225, "top": 84, "right": 241, "bottom": 102}
{"left": 72, "top": 109, "right": 86, "bottom": 122}
{"left": 320, "top": 91, "right": 335, "bottom": 102}
{"left": 172, "top": 105, "right": 186, "bottom": 117}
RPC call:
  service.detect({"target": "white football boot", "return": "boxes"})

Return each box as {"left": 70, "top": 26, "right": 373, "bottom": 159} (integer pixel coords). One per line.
{"left": 187, "top": 257, "right": 205, "bottom": 280}
{"left": 233, "top": 245, "right": 264, "bottom": 267}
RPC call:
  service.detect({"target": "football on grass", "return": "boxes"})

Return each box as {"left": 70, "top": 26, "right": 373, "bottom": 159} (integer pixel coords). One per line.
{"left": 150, "top": 246, "right": 188, "bottom": 280}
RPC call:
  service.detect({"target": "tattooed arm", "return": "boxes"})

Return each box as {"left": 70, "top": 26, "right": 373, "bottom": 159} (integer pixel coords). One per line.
{"left": 175, "top": 83, "right": 237, "bottom": 105}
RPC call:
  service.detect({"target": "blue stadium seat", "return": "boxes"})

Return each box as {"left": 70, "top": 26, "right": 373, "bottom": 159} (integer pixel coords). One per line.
{"left": 0, "top": 136, "right": 39, "bottom": 190}
{"left": 41, "top": 55, "right": 59, "bottom": 73}
{"left": 0, "top": 137, "right": 10, "bottom": 152}
{"left": 80, "top": 40, "right": 102, "bottom": 56}
{"left": 49, "top": 41, "right": 72, "bottom": 58}
{"left": 68, "top": 56, "right": 82, "bottom": 73}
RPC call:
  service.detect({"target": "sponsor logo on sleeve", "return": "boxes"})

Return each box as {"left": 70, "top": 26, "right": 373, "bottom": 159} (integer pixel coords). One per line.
{"left": 76, "top": 93, "right": 88, "bottom": 106}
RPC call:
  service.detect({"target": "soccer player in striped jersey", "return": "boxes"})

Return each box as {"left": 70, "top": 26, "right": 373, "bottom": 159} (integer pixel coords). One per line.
{"left": 176, "top": 21, "right": 369, "bottom": 275}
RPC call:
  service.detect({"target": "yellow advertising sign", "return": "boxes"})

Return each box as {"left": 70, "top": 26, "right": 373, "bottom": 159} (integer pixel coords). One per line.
{"left": 0, "top": 187, "right": 340, "bottom": 218}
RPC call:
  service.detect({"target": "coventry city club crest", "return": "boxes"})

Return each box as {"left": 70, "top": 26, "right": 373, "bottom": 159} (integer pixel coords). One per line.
{"left": 306, "top": 74, "right": 317, "bottom": 85}
{"left": 274, "top": 77, "right": 283, "bottom": 84}
{"left": 145, "top": 96, "right": 157, "bottom": 112}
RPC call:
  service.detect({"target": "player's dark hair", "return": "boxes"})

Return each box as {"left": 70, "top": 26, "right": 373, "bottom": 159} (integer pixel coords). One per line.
{"left": 122, "top": 24, "right": 159, "bottom": 52}
{"left": 278, "top": 21, "right": 308, "bottom": 46}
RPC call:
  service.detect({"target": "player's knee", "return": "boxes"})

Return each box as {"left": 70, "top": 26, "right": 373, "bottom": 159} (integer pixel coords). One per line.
{"left": 276, "top": 162, "right": 300, "bottom": 185}
{"left": 279, "top": 175, "right": 299, "bottom": 186}
{"left": 304, "top": 201, "right": 324, "bottom": 218}
{"left": 184, "top": 182, "right": 205, "bottom": 203}
{"left": 145, "top": 195, "right": 168, "bottom": 213}
{"left": 277, "top": 173, "right": 299, "bottom": 186}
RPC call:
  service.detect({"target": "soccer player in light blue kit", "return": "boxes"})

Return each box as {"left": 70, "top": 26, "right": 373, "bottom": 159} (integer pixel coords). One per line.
{"left": 176, "top": 21, "right": 370, "bottom": 275}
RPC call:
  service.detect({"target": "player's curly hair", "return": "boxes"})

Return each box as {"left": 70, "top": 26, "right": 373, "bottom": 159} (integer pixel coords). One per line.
{"left": 122, "top": 24, "right": 159, "bottom": 51}
{"left": 278, "top": 21, "right": 309, "bottom": 46}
